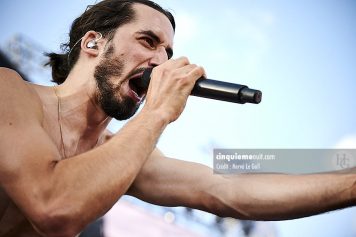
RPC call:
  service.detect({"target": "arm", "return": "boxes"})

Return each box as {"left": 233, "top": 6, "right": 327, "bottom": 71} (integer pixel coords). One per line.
{"left": 0, "top": 60, "right": 205, "bottom": 236}
{"left": 128, "top": 149, "right": 356, "bottom": 221}
{"left": 0, "top": 69, "right": 166, "bottom": 236}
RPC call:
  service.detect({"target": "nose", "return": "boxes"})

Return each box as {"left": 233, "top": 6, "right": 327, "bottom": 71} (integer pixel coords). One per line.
{"left": 148, "top": 46, "right": 168, "bottom": 67}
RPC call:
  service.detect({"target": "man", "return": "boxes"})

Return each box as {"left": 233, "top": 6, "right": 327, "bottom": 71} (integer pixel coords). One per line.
{"left": 0, "top": 0, "right": 354, "bottom": 236}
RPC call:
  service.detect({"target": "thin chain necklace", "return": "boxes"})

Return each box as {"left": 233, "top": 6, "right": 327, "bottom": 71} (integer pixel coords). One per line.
{"left": 53, "top": 86, "right": 67, "bottom": 158}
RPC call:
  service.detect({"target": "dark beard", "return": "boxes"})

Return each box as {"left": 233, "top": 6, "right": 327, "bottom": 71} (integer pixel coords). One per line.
{"left": 94, "top": 55, "right": 140, "bottom": 120}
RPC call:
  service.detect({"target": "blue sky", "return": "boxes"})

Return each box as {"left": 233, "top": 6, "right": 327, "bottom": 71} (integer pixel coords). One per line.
{"left": 1, "top": 0, "right": 355, "bottom": 236}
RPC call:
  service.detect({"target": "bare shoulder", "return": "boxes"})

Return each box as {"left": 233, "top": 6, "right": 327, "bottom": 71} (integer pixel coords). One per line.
{"left": 0, "top": 69, "right": 63, "bottom": 234}
{"left": 0, "top": 67, "right": 28, "bottom": 87}
{"left": 0, "top": 67, "right": 43, "bottom": 123}
{"left": 0, "top": 67, "right": 53, "bottom": 178}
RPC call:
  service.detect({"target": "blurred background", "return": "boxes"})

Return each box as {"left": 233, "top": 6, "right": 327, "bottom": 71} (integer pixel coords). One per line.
{"left": 1, "top": 0, "right": 355, "bottom": 236}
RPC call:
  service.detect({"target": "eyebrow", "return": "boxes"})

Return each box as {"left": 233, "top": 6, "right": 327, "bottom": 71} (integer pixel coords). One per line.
{"left": 137, "top": 30, "right": 174, "bottom": 59}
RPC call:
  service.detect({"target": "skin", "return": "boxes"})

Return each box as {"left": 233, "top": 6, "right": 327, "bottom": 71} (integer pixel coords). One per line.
{"left": 0, "top": 3, "right": 355, "bottom": 237}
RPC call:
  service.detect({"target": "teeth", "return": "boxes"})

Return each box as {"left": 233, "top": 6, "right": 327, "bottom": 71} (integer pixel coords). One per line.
{"left": 132, "top": 90, "right": 139, "bottom": 98}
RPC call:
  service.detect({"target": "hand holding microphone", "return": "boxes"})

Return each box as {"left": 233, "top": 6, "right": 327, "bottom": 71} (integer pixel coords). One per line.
{"left": 140, "top": 58, "right": 209, "bottom": 123}
{"left": 141, "top": 68, "right": 262, "bottom": 104}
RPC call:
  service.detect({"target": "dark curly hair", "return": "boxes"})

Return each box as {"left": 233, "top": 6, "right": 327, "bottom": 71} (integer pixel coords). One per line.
{"left": 46, "top": 0, "right": 175, "bottom": 84}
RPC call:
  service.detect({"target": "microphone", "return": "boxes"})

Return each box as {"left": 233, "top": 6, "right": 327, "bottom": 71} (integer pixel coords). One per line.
{"left": 141, "top": 68, "right": 262, "bottom": 104}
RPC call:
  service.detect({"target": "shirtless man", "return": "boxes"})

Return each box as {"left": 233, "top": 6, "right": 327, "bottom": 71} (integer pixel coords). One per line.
{"left": 0, "top": 0, "right": 355, "bottom": 236}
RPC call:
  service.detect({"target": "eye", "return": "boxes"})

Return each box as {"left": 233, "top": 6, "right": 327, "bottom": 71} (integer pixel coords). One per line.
{"left": 140, "top": 37, "right": 156, "bottom": 49}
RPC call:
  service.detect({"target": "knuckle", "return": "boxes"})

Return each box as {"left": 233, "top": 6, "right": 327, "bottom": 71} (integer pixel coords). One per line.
{"left": 179, "top": 56, "right": 190, "bottom": 65}
{"left": 198, "top": 66, "right": 205, "bottom": 75}
{"left": 161, "top": 68, "right": 170, "bottom": 78}
{"left": 179, "top": 76, "right": 190, "bottom": 86}
{"left": 171, "top": 71, "right": 188, "bottom": 83}
{"left": 189, "top": 66, "right": 204, "bottom": 78}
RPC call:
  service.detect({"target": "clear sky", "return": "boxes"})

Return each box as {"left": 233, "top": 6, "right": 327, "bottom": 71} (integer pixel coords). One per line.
{"left": 1, "top": 0, "right": 355, "bottom": 236}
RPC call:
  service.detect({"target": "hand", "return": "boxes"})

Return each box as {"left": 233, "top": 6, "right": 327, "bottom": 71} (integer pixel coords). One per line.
{"left": 142, "top": 57, "right": 205, "bottom": 123}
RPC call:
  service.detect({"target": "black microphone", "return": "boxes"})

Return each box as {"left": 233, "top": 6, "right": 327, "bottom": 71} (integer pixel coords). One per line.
{"left": 141, "top": 68, "right": 262, "bottom": 104}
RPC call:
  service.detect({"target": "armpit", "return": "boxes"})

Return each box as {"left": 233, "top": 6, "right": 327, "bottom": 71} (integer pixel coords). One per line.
{"left": 96, "top": 129, "right": 114, "bottom": 146}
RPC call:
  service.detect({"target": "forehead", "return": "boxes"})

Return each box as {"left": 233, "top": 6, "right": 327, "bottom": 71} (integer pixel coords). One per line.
{"left": 114, "top": 3, "right": 174, "bottom": 46}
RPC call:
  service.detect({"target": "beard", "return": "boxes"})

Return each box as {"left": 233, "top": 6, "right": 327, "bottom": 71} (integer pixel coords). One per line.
{"left": 93, "top": 49, "right": 141, "bottom": 120}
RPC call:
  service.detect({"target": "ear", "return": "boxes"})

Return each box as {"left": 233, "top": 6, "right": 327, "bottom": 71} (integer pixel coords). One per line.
{"left": 80, "top": 31, "right": 103, "bottom": 57}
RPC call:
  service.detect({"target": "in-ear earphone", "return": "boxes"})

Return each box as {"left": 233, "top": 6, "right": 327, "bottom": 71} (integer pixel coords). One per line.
{"left": 86, "top": 32, "right": 103, "bottom": 49}
{"left": 67, "top": 31, "right": 103, "bottom": 65}
{"left": 87, "top": 40, "right": 97, "bottom": 49}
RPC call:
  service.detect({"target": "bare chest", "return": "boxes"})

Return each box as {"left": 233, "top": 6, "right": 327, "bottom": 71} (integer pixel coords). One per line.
{"left": 41, "top": 109, "right": 104, "bottom": 159}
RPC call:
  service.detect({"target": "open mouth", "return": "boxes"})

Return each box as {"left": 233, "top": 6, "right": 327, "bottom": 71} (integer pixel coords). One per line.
{"left": 128, "top": 75, "right": 148, "bottom": 101}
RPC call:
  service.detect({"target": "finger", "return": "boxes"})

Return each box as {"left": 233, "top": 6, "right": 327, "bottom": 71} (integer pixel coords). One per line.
{"left": 159, "top": 56, "right": 190, "bottom": 70}
{"left": 175, "top": 64, "right": 205, "bottom": 82}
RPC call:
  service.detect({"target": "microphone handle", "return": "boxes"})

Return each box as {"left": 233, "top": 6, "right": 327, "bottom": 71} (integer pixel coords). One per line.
{"left": 192, "top": 78, "right": 262, "bottom": 104}
{"left": 142, "top": 68, "right": 262, "bottom": 104}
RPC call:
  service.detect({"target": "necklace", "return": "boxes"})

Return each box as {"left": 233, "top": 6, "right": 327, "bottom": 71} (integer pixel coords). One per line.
{"left": 53, "top": 86, "right": 67, "bottom": 158}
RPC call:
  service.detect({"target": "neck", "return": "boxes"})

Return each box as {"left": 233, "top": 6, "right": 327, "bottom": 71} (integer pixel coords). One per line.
{"left": 53, "top": 70, "right": 112, "bottom": 157}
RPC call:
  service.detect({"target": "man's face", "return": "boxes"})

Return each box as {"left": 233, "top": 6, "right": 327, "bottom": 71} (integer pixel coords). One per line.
{"left": 94, "top": 4, "right": 174, "bottom": 120}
